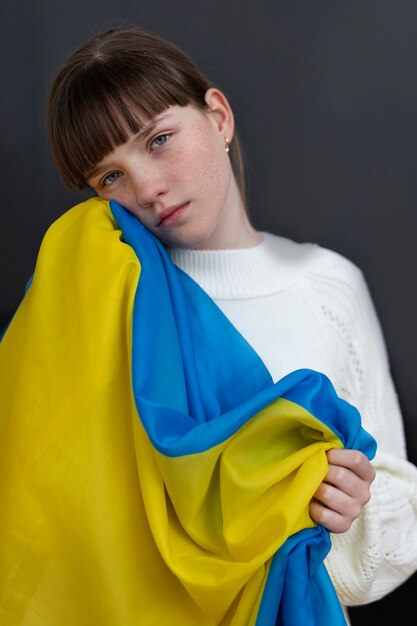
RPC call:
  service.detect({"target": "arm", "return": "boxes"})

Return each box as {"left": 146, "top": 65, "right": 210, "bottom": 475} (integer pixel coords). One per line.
{"left": 321, "top": 266, "right": 417, "bottom": 605}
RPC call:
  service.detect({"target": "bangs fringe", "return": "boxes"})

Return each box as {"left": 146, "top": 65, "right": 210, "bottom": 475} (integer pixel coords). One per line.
{"left": 51, "top": 62, "right": 201, "bottom": 190}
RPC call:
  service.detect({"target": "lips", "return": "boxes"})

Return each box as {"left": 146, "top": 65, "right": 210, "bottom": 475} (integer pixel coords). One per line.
{"left": 156, "top": 202, "right": 189, "bottom": 228}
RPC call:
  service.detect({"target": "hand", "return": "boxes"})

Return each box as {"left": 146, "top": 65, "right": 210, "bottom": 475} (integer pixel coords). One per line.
{"left": 309, "top": 448, "right": 376, "bottom": 533}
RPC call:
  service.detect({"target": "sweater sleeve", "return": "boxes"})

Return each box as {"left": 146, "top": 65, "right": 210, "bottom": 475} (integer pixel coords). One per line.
{"left": 322, "top": 261, "right": 417, "bottom": 605}
{"left": 171, "top": 234, "right": 417, "bottom": 606}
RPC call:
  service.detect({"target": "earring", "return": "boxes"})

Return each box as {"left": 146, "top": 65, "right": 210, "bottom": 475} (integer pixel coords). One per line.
{"left": 224, "top": 137, "right": 231, "bottom": 153}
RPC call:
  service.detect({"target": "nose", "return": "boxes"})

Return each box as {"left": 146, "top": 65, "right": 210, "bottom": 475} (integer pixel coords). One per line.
{"left": 130, "top": 163, "right": 169, "bottom": 207}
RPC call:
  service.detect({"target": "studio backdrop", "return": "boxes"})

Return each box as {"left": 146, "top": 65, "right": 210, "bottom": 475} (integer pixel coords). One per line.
{"left": 1, "top": 1, "right": 416, "bottom": 623}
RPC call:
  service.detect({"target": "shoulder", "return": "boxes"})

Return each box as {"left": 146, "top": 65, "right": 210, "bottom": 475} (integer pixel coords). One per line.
{"left": 262, "top": 231, "right": 366, "bottom": 292}
{"left": 262, "top": 231, "right": 374, "bottom": 327}
{"left": 43, "top": 196, "right": 115, "bottom": 240}
{"left": 34, "top": 197, "right": 137, "bottom": 285}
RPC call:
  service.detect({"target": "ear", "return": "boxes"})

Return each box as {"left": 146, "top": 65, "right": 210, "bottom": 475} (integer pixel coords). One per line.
{"left": 204, "top": 87, "right": 235, "bottom": 140}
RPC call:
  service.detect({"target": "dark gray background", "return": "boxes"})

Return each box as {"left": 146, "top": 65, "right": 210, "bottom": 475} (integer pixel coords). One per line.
{"left": 1, "top": 1, "right": 416, "bottom": 622}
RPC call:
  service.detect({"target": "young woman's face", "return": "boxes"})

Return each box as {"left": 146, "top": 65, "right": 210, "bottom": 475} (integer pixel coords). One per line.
{"left": 87, "top": 90, "right": 246, "bottom": 250}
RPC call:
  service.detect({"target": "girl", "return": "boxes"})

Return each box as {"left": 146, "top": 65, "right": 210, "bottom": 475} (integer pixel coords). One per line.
{"left": 1, "top": 26, "right": 416, "bottom": 626}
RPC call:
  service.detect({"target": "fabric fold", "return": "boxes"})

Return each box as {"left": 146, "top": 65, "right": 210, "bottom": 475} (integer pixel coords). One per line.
{"left": 0, "top": 197, "right": 376, "bottom": 625}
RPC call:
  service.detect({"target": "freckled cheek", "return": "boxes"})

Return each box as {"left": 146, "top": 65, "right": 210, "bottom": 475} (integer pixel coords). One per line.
{"left": 120, "top": 194, "right": 145, "bottom": 217}
{"left": 167, "top": 135, "right": 230, "bottom": 208}
{"left": 184, "top": 145, "right": 228, "bottom": 192}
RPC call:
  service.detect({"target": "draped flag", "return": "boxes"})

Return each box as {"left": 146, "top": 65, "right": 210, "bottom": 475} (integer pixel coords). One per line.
{"left": 0, "top": 197, "right": 376, "bottom": 625}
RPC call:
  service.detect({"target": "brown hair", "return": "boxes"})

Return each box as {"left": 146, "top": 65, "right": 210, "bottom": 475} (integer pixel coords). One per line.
{"left": 48, "top": 27, "right": 246, "bottom": 202}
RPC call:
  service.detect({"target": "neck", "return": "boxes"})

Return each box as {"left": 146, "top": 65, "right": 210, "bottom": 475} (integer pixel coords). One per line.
{"left": 231, "top": 210, "right": 263, "bottom": 248}
{"left": 196, "top": 176, "right": 262, "bottom": 250}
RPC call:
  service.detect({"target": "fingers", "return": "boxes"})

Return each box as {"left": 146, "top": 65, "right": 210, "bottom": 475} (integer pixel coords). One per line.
{"left": 310, "top": 475, "right": 364, "bottom": 533}
{"left": 309, "top": 498, "right": 357, "bottom": 534}
{"left": 309, "top": 448, "right": 376, "bottom": 534}
{"left": 314, "top": 474, "right": 367, "bottom": 512}
{"left": 321, "top": 463, "right": 372, "bottom": 505}
{"left": 326, "top": 449, "right": 376, "bottom": 484}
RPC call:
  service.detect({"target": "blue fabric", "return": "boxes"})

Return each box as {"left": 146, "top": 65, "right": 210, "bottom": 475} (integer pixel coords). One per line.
{"left": 109, "top": 199, "right": 377, "bottom": 625}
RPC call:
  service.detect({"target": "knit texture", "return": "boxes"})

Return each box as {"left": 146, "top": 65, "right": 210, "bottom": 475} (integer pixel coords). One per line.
{"left": 170, "top": 232, "right": 417, "bottom": 610}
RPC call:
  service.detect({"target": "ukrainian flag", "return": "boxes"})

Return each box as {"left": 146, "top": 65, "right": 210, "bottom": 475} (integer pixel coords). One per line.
{"left": 0, "top": 198, "right": 376, "bottom": 625}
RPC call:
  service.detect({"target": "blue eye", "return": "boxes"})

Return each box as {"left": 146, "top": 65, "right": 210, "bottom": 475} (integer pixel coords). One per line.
{"left": 152, "top": 134, "right": 170, "bottom": 148}
{"left": 103, "top": 171, "right": 121, "bottom": 186}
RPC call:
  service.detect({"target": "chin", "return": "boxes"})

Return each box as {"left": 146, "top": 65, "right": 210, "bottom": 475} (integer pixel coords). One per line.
{"left": 159, "top": 227, "right": 215, "bottom": 251}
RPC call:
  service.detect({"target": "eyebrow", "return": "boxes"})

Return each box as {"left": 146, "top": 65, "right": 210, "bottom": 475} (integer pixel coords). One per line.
{"left": 86, "top": 113, "right": 172, "bottom": 180}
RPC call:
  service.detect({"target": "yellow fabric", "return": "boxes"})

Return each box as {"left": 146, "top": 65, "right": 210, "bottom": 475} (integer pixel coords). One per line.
{"left": 0, "top": 198, "right": 342, "bottom": 625}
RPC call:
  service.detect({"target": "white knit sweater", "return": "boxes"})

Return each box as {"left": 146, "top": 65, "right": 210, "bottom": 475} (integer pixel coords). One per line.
{"left": 169, "top": 231, "right": 417, "bottom": 612}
